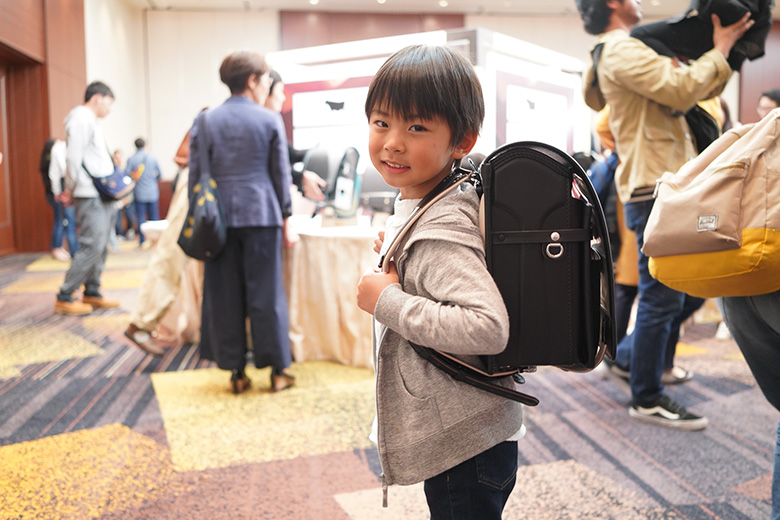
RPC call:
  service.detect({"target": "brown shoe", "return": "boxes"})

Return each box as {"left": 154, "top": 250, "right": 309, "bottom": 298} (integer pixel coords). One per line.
{"left": 83, "top": 295, "right": 120, "bottom": 308}
{"left": 231, "top": 370, "right": 252, "bottom": 394}
{"left": 271, "top": 369, "right": 295, "bottom": 392}
{"left": 55, "top": 299, "right": 93, "bottom": 316}
{"left": 124, "top": 323, "right": 164, "bottom": 356}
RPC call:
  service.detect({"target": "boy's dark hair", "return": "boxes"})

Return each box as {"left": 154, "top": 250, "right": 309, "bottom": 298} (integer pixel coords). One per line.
{"left": 135, "top": 138, "right": 145, "bottom": 149}
{"left": 84, "top": 81, "right": 114, "bottom": 103}
{"left": 761, "top": 88, "right": 780, "bottom": 105}
{"left": 219, "top": 51, "right": 268, "bottom": 94}
{"left": 365, "top": 45, "right": 484, "bottom": 149}
{"left": 576, "top": 0, "right": 614, "bottom": 35}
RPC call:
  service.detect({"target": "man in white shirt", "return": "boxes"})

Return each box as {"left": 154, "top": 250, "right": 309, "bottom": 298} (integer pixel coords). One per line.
{"left": 55, "top": 81, "right": 120, "bottom": 315}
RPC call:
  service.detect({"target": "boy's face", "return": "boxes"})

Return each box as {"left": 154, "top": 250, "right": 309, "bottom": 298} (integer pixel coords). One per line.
{"left": 368, "top": 108, "right": 472, "bottom": 199}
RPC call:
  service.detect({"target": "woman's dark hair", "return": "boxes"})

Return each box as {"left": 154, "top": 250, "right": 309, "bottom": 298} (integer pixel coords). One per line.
{"left": 40, "top": 138, "right": 56, "bottom": 177}
{"left": 577, "top": 0, "right": 614, "bottom": 35}
{"left": 760, "top": 88, "right": 780, "bottom": 106}
{"left": 364, "top": 45, "right": 484, "bottom": 149}
{"left": 84, "top": 81, "right": 114, "bottom": 103}
{"left": 219, "top": 51, "right": 268, "bottom": 94}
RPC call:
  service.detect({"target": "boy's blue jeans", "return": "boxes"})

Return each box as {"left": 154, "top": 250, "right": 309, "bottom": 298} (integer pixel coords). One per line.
{"left": 424, "top": 440, "right": 517, "bottom": 520}
{"left": 719, "top": 290, "right": 780, "bottom": 520}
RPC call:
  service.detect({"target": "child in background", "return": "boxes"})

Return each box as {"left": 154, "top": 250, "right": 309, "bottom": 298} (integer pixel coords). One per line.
{"left": 356, "top": 45, "right": 524, "bottom": 519}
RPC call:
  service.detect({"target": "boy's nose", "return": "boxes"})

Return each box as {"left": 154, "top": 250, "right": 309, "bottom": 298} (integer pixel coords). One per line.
{"left": 384, "top": 132, "right": 404, "bottom": 152}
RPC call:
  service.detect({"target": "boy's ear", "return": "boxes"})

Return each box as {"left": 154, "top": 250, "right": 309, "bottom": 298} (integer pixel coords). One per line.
{"left": 452, "top": 132, "right": 478, "bottom": 159}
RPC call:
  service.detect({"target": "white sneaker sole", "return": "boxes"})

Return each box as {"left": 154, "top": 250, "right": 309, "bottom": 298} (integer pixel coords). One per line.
{"left": 628, "top": 407, "right": 708, "bottom": 431}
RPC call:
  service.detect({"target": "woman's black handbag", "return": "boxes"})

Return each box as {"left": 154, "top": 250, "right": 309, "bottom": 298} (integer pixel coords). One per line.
{"left": 177, "top": 113, "right": 227, "bottom": 260}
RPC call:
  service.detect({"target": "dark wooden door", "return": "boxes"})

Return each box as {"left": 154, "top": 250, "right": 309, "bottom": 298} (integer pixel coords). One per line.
{"left": 0, "top": 63, "right": 13, "bottom": 255}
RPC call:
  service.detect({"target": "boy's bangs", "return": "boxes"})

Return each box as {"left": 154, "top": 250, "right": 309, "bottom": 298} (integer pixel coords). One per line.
{"left": 368, "top": 66, "right": 446, "bottom": 123}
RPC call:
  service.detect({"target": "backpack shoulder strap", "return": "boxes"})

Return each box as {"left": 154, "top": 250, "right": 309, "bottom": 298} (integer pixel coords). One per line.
{"left": 379, "top": 163, "right": 474, "bottom": 272}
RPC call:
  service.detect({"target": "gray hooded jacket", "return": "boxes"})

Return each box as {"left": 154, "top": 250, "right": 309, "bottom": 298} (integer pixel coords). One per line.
{"left": 373, "top": 183, "right": 524, "bottom": 487}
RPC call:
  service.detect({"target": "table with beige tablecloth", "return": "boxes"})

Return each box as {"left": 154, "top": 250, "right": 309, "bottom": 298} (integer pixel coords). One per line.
{"left": 286, "top": 220, "right": 378, "bottom": 369}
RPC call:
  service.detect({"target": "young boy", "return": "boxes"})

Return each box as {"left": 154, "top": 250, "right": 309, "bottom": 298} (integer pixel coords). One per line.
{"left": 356, "top": 45, "right": 524, "bottom": 519}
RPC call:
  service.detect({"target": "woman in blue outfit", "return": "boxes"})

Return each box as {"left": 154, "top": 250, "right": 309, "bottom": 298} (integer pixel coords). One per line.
{"left": 189, "top": 51, "right": 295, "bottom": 394}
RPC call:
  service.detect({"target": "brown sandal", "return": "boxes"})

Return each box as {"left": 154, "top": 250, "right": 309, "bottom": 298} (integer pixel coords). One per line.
{"left": 270, "top": 369, "right": 295, "bottom": 392}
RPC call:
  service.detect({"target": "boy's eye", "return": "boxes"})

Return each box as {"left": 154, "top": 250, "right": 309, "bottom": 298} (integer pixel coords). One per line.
{"left": 409, "top": 124, "right": 426, "bottom": 132}
{"left": 372, "top": 119, "right": 388, "bottom": 128}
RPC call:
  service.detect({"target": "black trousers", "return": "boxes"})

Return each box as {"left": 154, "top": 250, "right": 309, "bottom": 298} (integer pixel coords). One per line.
{"left": 199, "top": 226, "right": 291, "bottom": 371}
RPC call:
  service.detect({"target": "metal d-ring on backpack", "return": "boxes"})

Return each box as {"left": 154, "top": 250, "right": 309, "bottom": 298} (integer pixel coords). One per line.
{"left": 379, "top": 141, "right": 617, "bottom": 406}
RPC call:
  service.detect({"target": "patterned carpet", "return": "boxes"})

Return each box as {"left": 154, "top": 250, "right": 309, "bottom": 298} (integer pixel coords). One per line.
{"left": 0, "top": 245, "right": 775, "bottom": 519}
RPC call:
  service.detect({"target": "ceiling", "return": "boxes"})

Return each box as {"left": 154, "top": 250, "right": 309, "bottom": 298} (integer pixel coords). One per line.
{"left": 132, "top": 0, "right": 779, "bottom": 19}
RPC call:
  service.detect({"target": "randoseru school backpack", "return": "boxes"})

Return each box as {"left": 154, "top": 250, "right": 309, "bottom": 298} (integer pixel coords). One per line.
{"left": 379, "top": 141, "right": 616, "bottom": 406}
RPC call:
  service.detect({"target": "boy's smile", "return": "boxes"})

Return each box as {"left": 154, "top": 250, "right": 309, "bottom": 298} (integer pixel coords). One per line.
{"left": 369, "top": 109, "right": 469, "bottom": 199}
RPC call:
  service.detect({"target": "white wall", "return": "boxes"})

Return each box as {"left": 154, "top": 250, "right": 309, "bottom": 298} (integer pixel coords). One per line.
{"left": 467, "top": 13, "right": 742, "bottom": 122}
{"left": 83, "top": 7, "right": 743, "bottom": 177}
{"left": 84, "top": 0, "right": 147, "bottom": 166}
{"left": 145, "top": 10, "right": 279, "bottom": 180}
{"left": 466, "top": 14, "right": 595, "bottom": 63}
{"left": 85, "top": 3, "right": 280, "bottom": 181}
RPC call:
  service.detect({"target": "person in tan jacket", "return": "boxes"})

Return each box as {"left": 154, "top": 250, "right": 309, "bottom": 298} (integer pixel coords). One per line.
{"left": 577, "top": 0, "right": 753, "bottom": 430}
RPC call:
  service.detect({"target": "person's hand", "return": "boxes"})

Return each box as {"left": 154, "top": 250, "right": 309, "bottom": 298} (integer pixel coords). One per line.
{"left": 357, "top": 262, "right": 399, "bottom": 315}
{"left": 301, "top": 170, "right": 327, "bottom": 201}
{"left": 282, "top": 218, "right": 298, "bottom": 248}
{"left": 56, "top": 190, "right": 73, "bottom": 207}
{"left": 712, "top": 12, "right": 754, "bottom": 58}
{"left": 373, "top": 230, "right": 385, "bottom": 254}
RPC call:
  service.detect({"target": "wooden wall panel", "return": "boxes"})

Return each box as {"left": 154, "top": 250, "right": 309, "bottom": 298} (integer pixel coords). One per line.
{"left": 280, "top": 11, "right": 465, "bottom": 49}
{"left": 6, "top": 65, "right": 51, "bottom": 253}
{"left": 45, "top": 0, "right": 87, "bottom": 139}
{"left": 0, "top": 0, "right": 45, "bottom": 63}
{"left": 0, "top": 0, "right": 86, "bottom": 254}
{"left": 739, "top": 21, "right": 780, "bottom": 124}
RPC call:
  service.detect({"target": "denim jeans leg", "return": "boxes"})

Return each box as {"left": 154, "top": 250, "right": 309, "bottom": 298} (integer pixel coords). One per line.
{"left": 664, "top": 295, "right": 705, "bottom": 370}
{"left": 63, "top": 204, "right": 79, "bottom": 254}
{"left": 424, "top": 441, "right": 518, "bottom": 520}
{"left": 624, "top": 200, "right": 686, "bottom": 405}
{"left": 136, "top": 202, "right": 148, "bottom": 243}
{"left": 774, "top": 419, "right": 780, "bottom": 520}
{"left": 719, "top": 290, "right": 780, "bottom": 520}
{"left": 47, "top": 193, "right": 64, "bottom": 249}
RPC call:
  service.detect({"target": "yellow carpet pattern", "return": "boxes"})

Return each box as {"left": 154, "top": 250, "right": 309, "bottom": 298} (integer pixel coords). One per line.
{"left": 0, "top": 322, "right": 103, "bottom": 378}
{"left": 152, "top": 361, "right": 376, "bottom": 471}
{"left": 0, "top": 424, "right": 191, "bottom": 519}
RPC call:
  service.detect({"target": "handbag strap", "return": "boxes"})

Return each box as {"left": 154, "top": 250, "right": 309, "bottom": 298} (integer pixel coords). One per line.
{"left": 196, "top": 112, "right": 212, "bottom": 183}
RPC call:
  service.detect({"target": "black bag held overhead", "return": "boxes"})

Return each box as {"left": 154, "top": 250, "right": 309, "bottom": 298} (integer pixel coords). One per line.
{"left": 178, "top": 113, "right": 227, "bottom": 261}
{"left": 380, "top": 141, "right": 616, "bottom": 406}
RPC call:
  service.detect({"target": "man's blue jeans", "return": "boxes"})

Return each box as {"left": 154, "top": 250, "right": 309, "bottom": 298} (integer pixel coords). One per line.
{"left": 719, "top": 290, "right": 780, "bottom": 520}
{"left": 135, "top": 200, "right": 159, "bottom": 244}
{"left": 617, "top": 199, "right": 691, "bottom": 406}
{"left": 424, "top": 441, "right": 517, "bottom": 520}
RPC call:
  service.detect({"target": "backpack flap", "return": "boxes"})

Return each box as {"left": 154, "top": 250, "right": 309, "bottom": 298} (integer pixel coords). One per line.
{"left": 480, "top": 141, "right": 615, "bottom": 373}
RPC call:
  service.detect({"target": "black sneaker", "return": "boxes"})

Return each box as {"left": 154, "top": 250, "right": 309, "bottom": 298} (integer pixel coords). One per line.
{"left": 629, "top": 395, "right": 708, "bottom": 430}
